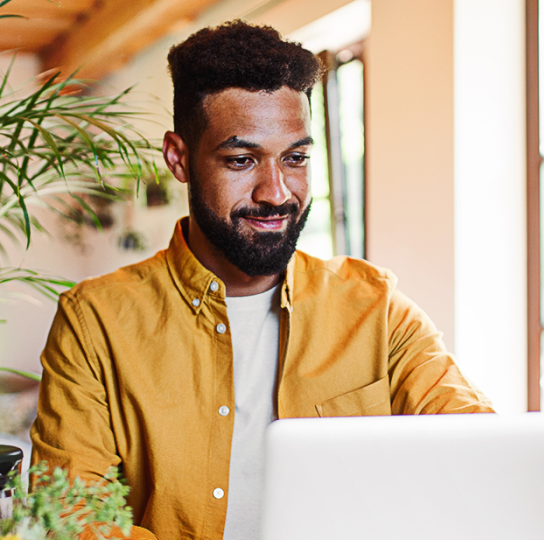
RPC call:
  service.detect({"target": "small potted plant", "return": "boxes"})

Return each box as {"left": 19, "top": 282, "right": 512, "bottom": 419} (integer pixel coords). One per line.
{"left": 0, "top": 462, "right": 133, "bottom": 540}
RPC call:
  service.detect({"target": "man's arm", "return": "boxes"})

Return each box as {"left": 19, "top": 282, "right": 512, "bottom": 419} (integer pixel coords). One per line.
{"left": 387, "top": 289, "right": 494, "bottom": 415}
{"left": 31, "top": 294, "right": 158, "bottom": 540}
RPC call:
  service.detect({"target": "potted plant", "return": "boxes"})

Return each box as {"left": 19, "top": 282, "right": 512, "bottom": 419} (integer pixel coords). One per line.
{"left": 0, "top": 0, "right": 160, "bottom": 364}
{"left": 1, "top": 462, "right": 133, "bottom": 540}
{"left": 0, "top": 0, "right": 162, "bottom": 459}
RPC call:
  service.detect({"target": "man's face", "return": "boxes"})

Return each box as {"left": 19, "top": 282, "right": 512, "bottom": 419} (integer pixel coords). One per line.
{"left": 188, "top": 86, "right": 313, "bottom": 276}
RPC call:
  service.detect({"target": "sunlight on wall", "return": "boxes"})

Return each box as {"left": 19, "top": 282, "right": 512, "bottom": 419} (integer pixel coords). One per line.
{"left": 366, "top": 0, "right": 455, "bottom": 351}
{"left": 288, "top": 0, "right": 370, "bottom": 53}
{"left": 454, "top": 0, "right": 527, "bottom": 413}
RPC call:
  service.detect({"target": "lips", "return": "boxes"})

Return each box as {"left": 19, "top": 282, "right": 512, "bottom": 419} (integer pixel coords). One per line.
{"left": 242, "top": 216, "right": 288, "bottom": 231}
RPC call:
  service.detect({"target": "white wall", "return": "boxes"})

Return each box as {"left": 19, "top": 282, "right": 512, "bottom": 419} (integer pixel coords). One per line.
{"left": 0, "top": 51, "right": 40, "bottom": 88}
{"left": 454, "top": 0, "right": 527, "bottom": 413}
{"left": 365, "top": 0, "right": 456, "bottom": 351}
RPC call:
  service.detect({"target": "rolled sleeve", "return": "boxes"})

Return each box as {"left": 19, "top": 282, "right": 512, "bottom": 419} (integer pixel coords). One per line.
{"left": 387, "top": 290, "right": 494, "bottom": 415}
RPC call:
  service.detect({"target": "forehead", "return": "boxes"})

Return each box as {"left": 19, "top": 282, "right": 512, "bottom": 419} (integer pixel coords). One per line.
{"left": 201, "top": 87, "right": 311, "bottom": 148}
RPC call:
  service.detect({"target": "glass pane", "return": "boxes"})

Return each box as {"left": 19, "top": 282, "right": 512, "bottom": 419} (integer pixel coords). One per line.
{"left": 298, "top": 81, "right": 334, "bottom": 260}
{"left": 309, "top": 81, "right": 330, "bottom": 200}
{"left": 337, "top": 59, "right": 365, "bottom": 259}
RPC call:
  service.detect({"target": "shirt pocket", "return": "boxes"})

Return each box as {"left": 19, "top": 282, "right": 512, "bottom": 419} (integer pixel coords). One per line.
{"left": 315, "top": 376, "right": 392, "bottom": 417}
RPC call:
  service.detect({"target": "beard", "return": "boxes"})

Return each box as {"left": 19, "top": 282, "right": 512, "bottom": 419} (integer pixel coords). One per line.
{"left": 188, "top": 170, "right": 311, "bottom": 277}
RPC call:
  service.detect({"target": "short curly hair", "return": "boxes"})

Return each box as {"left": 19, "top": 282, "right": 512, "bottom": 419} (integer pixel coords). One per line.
{"left": 167, "top": 20, "right": 323, "bottom": 151}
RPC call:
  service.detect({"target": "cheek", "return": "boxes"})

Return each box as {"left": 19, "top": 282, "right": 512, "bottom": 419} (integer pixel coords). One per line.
{"left": 290, "top": 171, "right": 311, "bottom": 206}
{"left": 193, "top": 158, "right": 230, "bottom": 212}
{"left": 199, "top": 174, "right": 251, "bottom": 217}
{"left": 303, "top": 175, "right": 312, "bottom": 202}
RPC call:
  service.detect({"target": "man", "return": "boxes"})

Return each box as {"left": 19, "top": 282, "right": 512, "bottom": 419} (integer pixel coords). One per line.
{"left": 31, "top": 20, "right": 493, "bottom": 540}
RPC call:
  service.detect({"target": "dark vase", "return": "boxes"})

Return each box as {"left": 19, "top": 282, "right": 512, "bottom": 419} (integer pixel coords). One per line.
{"left": 0, "top": 445, "right": 23, "bottom": 519}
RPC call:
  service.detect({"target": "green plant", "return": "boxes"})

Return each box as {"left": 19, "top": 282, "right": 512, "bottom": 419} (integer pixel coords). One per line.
{"left": 0, "top": 1, "right": 160, "bottom": 329}
{"left": 1, "top": 462, "right": 132, "bottom": 540}
{"left": 0, "top": 0, "right": 25, "bottom": 20}
{"left": 0, "top": 67, "right": 159, "bottom": 290}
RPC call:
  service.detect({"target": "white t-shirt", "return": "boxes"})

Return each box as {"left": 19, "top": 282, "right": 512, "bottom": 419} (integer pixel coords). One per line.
{"left": 222, "top": 285, "right": 281, "bottom": 540}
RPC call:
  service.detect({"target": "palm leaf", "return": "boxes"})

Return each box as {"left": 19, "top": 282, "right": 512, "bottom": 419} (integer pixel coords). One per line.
{"left": 0, "top": 64, "right": 162, "bottom": 318}
{"left": 0, "top": 73, "right": 160, "bottom": 243}
{"left": 0, "top": 267, "right": 75, "bottom": 299}
{"left": 0, "top": 367, "right": 41, "bottom": 381}
{"left": 0, "top": 51, "right": 16, "bottom": 98}
{"left": 18, "top": 116, "right": 66, "bottom": 178}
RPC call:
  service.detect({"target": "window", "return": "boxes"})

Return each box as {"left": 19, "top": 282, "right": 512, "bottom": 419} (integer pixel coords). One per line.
{"left": 297, "top": 43, "right": 366, "bottom": 260}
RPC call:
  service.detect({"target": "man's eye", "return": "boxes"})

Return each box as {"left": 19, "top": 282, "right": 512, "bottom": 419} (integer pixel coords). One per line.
{"left": 285, "top": 154, "right": 310, "bottom": 166}
{"left": 226, "top": 156, "right": 254, "bottom": 169}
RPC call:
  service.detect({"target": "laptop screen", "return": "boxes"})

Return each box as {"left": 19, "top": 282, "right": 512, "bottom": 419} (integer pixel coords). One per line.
{"left": 261, "top": 414, "right": 544, "bottom": 540}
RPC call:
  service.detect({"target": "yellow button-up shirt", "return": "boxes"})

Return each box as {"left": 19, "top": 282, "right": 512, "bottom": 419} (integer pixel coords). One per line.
{"left": 31, "top": 218, "right": 493, "bottom": 540}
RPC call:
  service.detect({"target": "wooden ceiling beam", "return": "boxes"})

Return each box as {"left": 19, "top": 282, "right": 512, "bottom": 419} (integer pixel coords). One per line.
{"left": 40, "top": 0, "right": 218, "bottom": 81}
{"left": 2, "top": 0, "right": 95, "bottom": 19}
{"left": 0, "top": 17, "right": 75, "bottom": 52}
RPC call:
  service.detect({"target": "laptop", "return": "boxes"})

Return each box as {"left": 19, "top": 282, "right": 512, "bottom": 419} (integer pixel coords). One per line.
{"left": 260, "top": 413, "right": 544, "bottom": 540}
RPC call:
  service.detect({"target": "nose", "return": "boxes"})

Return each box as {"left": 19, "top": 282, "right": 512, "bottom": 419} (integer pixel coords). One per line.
{"left": 252, "top": 160, "right": 291, "bottom": 207}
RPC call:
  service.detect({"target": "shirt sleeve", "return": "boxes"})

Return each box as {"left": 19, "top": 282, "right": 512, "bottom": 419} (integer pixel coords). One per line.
{"left": 387, "top": 289, "right": 494, "bottom": 415}
{"left": 30, "top": 293, "right": 158, "bottom": 540}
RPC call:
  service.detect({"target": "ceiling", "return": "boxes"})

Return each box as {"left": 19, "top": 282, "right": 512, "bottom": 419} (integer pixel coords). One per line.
{"left": 0, "top": 0, "right": 367, "bottom": 82}
{"left": 0, "top": 0, "right": 218, "bottom": 80}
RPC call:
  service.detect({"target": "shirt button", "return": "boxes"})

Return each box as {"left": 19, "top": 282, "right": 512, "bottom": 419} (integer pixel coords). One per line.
{"left": 218, "top": 406, "right": 230, "bottom": 416}
{"left": 216, "top": 323, "right": 226, "bottom": 334}
{"left": 213, "top": 488, "right": 224, "bottom": 499}
{"left": 192, "top": 298, "right": 200, "bottom": 307}
{"left": 210, "top": 281, "right": 219, "bottom": 292}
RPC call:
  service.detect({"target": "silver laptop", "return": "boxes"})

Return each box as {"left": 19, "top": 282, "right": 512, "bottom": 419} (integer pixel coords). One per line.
{"left": 261, "top": 413, "right": 544, "bottom": 540}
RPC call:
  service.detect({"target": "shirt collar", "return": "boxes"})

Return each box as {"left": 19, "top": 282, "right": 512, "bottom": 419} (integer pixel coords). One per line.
{"left": 166, "top": 218, "right": 225, "bottom": 315}
{"left": 166, "top": 217, "right": 295, "bottom": 313}
{"left": 282, "top": 255, "right": 295, "bottom": 311}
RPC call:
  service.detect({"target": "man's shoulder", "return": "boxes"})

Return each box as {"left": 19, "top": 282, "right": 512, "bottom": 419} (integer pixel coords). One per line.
{"left": 293, "top": 250, "right": 397, "bottom": 290}
{"left": 63, "top": 249, "right": 169, "bottom": 303}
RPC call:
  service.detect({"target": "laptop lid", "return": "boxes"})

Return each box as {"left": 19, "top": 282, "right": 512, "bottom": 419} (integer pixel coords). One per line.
{"left": 261, "top": 413, "right": 544, "bottom": 540}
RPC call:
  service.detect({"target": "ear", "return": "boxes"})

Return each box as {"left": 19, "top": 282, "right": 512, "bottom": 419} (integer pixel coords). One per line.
{"left": 163, "top": 131, "right": 190, "bottom": 184}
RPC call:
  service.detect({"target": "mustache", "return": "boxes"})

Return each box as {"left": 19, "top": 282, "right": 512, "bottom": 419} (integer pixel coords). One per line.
{"left": 231, "top": 201, "right": 300, "bottom": 220}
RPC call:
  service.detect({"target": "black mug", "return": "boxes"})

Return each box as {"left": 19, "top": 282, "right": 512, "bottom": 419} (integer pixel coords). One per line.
{"left": 0, "top": 445, "right": 23, "bottom": 519}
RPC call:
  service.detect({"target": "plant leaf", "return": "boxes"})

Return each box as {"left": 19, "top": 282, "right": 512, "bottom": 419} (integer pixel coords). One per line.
{"left": 0, "top": 367, "right": 41, "bottom": 381}
{"left": 19, "top": 116, "right": 65, "bottom": 179}
{"left": 0, "top": 50, "right": 16, "bottom": 98}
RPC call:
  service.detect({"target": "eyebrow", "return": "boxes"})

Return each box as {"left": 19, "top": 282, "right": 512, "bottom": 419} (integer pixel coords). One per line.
{"left": 289, "top": 136, "right": 314, "bottom": 148}
{"left": 215, "top": 136, "right": 261, "bottom": 151}
{"left": 214, "top": 135, "right": 314, "bottom": 151}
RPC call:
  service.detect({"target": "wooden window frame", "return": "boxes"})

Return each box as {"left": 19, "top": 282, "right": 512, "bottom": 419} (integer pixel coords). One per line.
{"left": 317, "top": 43, "right": 367, "bottom": 258}
{"left": 527, "top": 0, "right": 541, "bottom": 410}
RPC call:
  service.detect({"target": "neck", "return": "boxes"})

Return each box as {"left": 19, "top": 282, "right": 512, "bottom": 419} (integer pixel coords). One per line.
{"left": 184, "top": 217, "right": 283, "bottom": 297}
